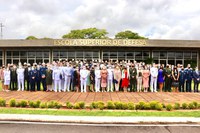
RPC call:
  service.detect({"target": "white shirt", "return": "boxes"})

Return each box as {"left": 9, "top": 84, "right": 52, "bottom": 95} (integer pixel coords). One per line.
{"left": 17, "top": 68, "right": 25, "bottom": 80}
{"left": 150, "top": 67, "right": 158, "bottom": 77}
{"left": 95, "top": 69, "right": 101, "bottom": 79}
{"left": 52, "top": 68, "right": 62, "bottom": 81}
{"left": 4, "top": 70, "right": 11, "bottom": 81}
{"left": 107, "top": 68, "right": 113, "bottom": 80}
{"left": 80, "top": 69, "right": 88, "bottom": 80}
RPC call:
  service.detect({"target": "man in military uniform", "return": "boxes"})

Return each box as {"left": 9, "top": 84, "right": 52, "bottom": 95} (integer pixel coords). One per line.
{"left": 29, "top": 65, "right": 37, "bottom": 91}
{"left": 192, "top": 67, "right": 200, "bottom": 92}
{"left": 36, "top": 64, "right": 41, "bottom": 91}
{"left": 129, "top": 64, "right": 137, "bottom": 92}
{"left": 40, "top": 63, "right": 47, "bottom": 91}
{"left": 164, "top": 64, "right": 172, "bottom": 92}
{"left": 179, "top": 66, "right": 186, "bottom": 92}
{"left": 10, "top": 64, "right": 18, "bottom": 90}
{"left": 185, "top": 64, "right": 193, "bottom": 92}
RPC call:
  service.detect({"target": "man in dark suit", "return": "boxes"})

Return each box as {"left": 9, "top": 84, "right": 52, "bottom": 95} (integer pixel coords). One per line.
{"left": 185, "top": 64, "right": 193, "bottom": 92}
{"left": 24, "top": 63, "right": 30, "bottom": 91}
{"left": 129, "top": 64, "right": 137, "bottom": 92}
{"left": 193, "top": 67, "right": 200, "bottom": 92}
{"left": 179, "top": 66, "right": 186, "bottom": 92}
{"left": 164, "top": 64, "right": 172, "bottom": 92}
{"left": 40, "top": 63, "right": 47, "bottom": 91}
{"left": 10, "top": 64, "right": 18, "bottom": 90}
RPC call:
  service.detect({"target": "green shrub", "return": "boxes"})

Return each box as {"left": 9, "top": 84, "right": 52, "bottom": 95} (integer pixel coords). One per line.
{"left": 66, "top": 101, "right": 73, "bottom": 109}
{"left": 73, "top": 103, "right": 80, "bottom": 109}
{"left": 20, "top": 100, "right": 28, "bottom": 107}
{"left": 107, "top": 101, "right": 115, "bottom": 109}
{"left": 122, "top": 102, "right": 128, "bottom": 110}
{"left": 182, "top": 103, "right": 188, "bottom": 109}
{"left": 155, "top": 103, "right": 163, "bottom": 111}
{"left": 28, "top": 101, "right": 34, "bottom": 108}
{"left": 127, "top": 102, "right": 135, "bottom": 110}
{"left": 166, "top": 104, "right": 173, "bottom": 111}
{"left": 16, "top": 102, "right": 20, "bottom": 107}
{"left": 197, "top": 103, "right": 200, "bottom": 109}
{"left": 9, "top": 98, "right": 16, "bottom": 107}
{"left": 78, "top": 101, "right": 85, "bottom": 109}
{"left": 149, "top": 101, "right": 159, "bottom": 110}
{"left": 162, "top": 103, "right": 166, "bottom": 108}
{"left": 0, "top": 98, "right": 6, "bottom": 107}
{"left": 40, "top": 102, "right": 47, "bottom": 108}
{"left": 97, "top": 101, "right": 105, "bottom": 110}
{"left": 90, "top": 102, "right": 98, "bottom": 109}
{"left": 114, "top": 102, "right": 123, "bottom": 109}
{"left": 138, "top": 101, "right": 145, "bottom": 110}
{"left": 174, "top": 103, "right": 180, "bottom": 110}
{"left": 47, "top": 101, "right": 56, "bottom": 108}
{"left": 188, "top": 103, "right": 195, "bottom": 109}
{"left": 144, "top": 103, "right": 151, "bottom": 110}
{"left": 35, "top": 100, "right": 41, "bottom": 108}
{"left": 135, "top": 104, "right": 140, "bottom": 110}
{"left": 192, "top": 101, "right": 198, "bottom": 109}
{"left": 55, "top": 103, "right": 62, "bottom": 109}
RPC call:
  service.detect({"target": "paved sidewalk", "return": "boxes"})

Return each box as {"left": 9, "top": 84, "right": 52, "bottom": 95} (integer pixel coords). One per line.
{"left": 0, "top": 114, "right": 200, "bottom": 124}
{"left": 1, "top": 91, "right": 200, "bottom": 105}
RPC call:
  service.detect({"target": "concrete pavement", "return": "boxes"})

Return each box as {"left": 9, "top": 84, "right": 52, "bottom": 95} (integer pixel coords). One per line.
{"left": 1, "top": 114, "right": 200, "bottom": 124}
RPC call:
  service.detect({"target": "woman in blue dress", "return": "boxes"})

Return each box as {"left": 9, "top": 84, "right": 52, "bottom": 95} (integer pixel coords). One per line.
{"left": 158, "top": 65, "right": 165, "bottom": 92}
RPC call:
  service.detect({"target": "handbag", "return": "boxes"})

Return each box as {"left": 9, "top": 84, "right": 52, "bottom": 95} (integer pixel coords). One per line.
{"left": 60, "top": 74, "right": 62, "bottom": 80}
{"left": 113, "top": 79, "right": 118, "bottom": 84}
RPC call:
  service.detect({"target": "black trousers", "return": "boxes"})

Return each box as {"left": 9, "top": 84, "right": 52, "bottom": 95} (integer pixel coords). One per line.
{"left": 129, "top": 79, "right": 137, "bottom": 92}
{"left": 41, "top": 79, "right": 46, "bottom": 91}
{"left": 24, "top": 79, "right": 29, "bottom": 91}
{"left": 37, "top": 81, "right": 41, "bottom": 91}
{"left": 186, "top": 80, "right": 192, "bottom": 92}
{"left": 10, "top": 80, "right": 17, "bottom": 90}
{"left": 194, "top": 82, "right": 199, "bottom": 92}
{"left": 30, "top": 81, "right": 35, "bottom": 91}
{"left": 165, "top": 78, "right": 171, "bottom": 92}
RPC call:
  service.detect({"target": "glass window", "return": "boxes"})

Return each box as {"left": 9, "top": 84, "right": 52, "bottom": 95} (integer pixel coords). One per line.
{"left": 168, "top": 52, "right": 175, "bottom": 59}
{"left": 20, "top": 59, "right": 27, "bottom": 64}
{"left": 60, "top": 51, "right": 67, "bottom": 58}
{"left": 36, "top": 59, "right": 43, "bottom": 64}
{"left": 184, "top": 52, "right": 191, "bottom": 59}
{"left": 110, "top": 52, "right": 117, "bottom": 58}
{"left": 135, "top": 51, "right": 142, "bottom": 59}
{"left": 143, "top": 51, "right": 150, "bottom": 59}
{"left": 44, "top": 59, "right": 50, "bottom": 63}
{"left": 192, "top": 52, "right": 197, "bottom": 59}
{"left": 28, "top": 51, "right": 36, "bottom": 57}
{"left": 85, "top": 52, "right": 92, "bottom": 58}
{"left": 0, "top": 59, "right": 2, "bottom": 66}
{"left": 6, "top": 59, "right": 12, "bottom": 64}
{"left": 118, "top": 52, "right": 125, "bottom": 57}
{"left": 6, "top": 51, "right": 12, "bottom": 57}
{"left": 103, "top": 52, "right": 109, "bottom": 57}
{"left": 68, "top": 51, "right": 75, "bottom": 59}
{"left": 20, "top": 51, "right": 27, "bottom": 57}
{"left": 93, "top": 51, "right": 99, "bottom": 58}
{"left": 126, "top": 52, "right": 134, "bottom": 58}
{"left": 168, "top": 60, "right": 175, "bottom": 65}
{"left": 36, "top": 51, "right": 43, "bottom": 58}
{"left": 28, "top": 59, "right": 35, "bottom": 65}
{"left": 176, "top": 52, "right": 183, "bottom": 59}
{"left": 153, "top": 51, "right": 159, "bottom": 59}
{"left": 160, "top": 51, "right": 167, "bottom": 59}
{"left": 43, "top": 51, "right": 49, "bottom": 58}
{"left": 0, "top": 51, "right": 2, "bottom": 57}
{"left": 53, "top": 51, "right": 59, "bottom": 58}
{"left": 13, "top": 51, "right": 19, "bottom": 58}
{"left": 13, "top": 59, "right": 19, "bottom": 65}
{"left": 76, "top": 51, "right": 83, "bottom": 58}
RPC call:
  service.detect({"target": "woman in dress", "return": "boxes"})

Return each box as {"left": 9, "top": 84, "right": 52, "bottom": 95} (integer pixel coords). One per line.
{"left": 113, "top": 65, "right": 121, "bottom": 91}
{"left": 0, "top": 65, "right": 5, "bottom": 91}
{"left": 158, "top": 65, "right": 165, "bottom": 92}
{"left": 142, "top": 65, "right": 150, "bottom": 92}
{"left": 171, "top": 66, "right": 180, "bottom": 92}
{"left": 4, "top": 66, "right": 11, "bottom": 92}
{"left": 100, "top": 66, "right": 108, "bottom": 92}
{"left": 137, "top": 66, "right": 143, "bottom": 92}
{"left": 86, "top": 66, "right": 91, "bottom": 92}
{"left": 121, "top": 67, "right": 129, "bottom": 92}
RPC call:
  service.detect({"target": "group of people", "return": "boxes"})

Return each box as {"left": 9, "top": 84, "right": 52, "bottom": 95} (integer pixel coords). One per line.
{"left": 0, "top": 60, "right": 199, "bottom": 93}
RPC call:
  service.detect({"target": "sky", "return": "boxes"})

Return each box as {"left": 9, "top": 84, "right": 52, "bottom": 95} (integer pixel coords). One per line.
{"left": 0, "top": 0, "right": 200, "bottom": 39}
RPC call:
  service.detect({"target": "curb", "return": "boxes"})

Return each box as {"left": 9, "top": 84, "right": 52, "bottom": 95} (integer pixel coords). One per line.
{"left": 0, "top": 114, "right": 200, "bottom": 124}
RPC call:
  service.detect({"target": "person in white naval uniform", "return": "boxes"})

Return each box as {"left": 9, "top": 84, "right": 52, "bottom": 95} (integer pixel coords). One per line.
{"left": 80, "top": 66, "right": 88, "bottom": 92}
{"left": 4, "top": 66, "right": 11, "bottom": 92}
{"left": 107, "top": 66, "right": 114, "bottom": 92}
{"left": 17, "top": 64, "right": 25, "bottom": 91}
{"left": 52, "top": 65, "right": 62, "bottom": 92}
{"left": 150, "top": 63, "right": 158, "bottom": 92}
{"left": 63, "top": 63, "right": 73, "bottom": 92}
{"left": 95, "top": 66, "right": 101, "bottom": 92}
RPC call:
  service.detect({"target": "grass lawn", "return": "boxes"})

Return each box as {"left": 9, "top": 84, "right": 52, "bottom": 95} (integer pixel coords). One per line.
{"left": 1, "top": 108, "right": 200, "bottom": 117}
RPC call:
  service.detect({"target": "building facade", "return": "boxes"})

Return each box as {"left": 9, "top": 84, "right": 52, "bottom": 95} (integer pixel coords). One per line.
{"left": 0, "top": 39, "right": 199, "bottom": 68}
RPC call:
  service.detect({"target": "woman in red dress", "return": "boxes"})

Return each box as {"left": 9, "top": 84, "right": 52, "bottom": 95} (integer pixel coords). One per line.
{"left": 121, "top": 67, "right": 129, "bottom": 92}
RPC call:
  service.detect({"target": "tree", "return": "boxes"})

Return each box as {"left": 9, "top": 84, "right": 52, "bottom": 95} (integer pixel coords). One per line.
{"left": 62, "top": 28, "right": 108, "bottom": 39}
{"left": 26, "top": 36, "right": 38, "bottom": 40}
{"left": 115, "top": 30, "right": 146, "bottom": 39}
